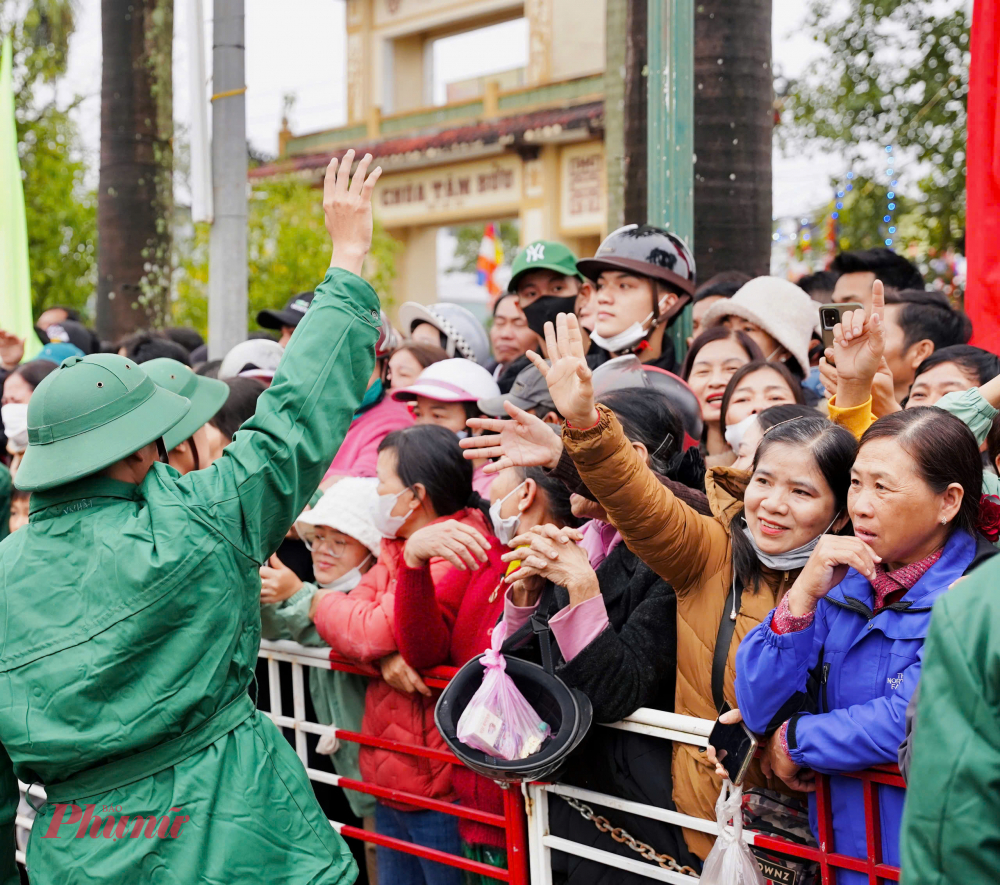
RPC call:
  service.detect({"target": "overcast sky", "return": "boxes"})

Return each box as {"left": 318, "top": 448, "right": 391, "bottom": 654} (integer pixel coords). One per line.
{"left": 60, "top": 0, "right": 843, "bottom": 222}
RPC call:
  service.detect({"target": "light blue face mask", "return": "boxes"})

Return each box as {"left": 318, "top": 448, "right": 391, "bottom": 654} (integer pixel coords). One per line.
{"left": 741, "top": 511, "right": 841, "bottom": 570}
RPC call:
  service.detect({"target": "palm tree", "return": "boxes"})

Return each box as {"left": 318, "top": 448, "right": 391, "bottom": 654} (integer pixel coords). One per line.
{"left": 693, "top": 0, "right": 773, "bottom": 279}
{"left": 97, "top": 0, "right": 173, "bottom": 341}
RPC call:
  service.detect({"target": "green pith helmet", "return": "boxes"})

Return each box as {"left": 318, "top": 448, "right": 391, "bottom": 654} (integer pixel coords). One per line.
{"left": 142, "top": 359, "right": 230, "bottom": 451}
{"left": 15, "top": 354, "right": 191, "bottom": 492}
{"left": 508, "top": 240, "right": 584, "bottom": 293}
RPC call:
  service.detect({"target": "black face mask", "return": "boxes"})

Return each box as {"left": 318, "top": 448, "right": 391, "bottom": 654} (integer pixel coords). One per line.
{"left": 521, "top": 295, "right": 577, "bottom": 340}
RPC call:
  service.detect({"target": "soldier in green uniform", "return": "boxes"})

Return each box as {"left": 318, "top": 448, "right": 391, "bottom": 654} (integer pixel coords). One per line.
{"left": 0, "top": 149, "right": 382, "bottom": 885}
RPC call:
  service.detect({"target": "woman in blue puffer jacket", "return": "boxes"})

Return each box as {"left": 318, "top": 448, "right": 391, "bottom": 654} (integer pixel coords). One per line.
{"left": 736, "top": 408, "right": 995, "bottom": 885}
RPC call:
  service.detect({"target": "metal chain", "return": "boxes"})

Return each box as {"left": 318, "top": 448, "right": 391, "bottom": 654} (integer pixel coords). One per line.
{"left": 561, "top": 795, "right": 701, "bottom": 878}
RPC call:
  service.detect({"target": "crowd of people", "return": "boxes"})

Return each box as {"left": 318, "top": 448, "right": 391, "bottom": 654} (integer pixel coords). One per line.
{"left": 1, "top": 151, "right": 996, "bottom": 885}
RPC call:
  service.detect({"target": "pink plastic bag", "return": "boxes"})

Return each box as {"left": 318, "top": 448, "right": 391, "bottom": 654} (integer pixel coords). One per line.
{"left": 456, "top": 621, "right": 552, "bottom": 760}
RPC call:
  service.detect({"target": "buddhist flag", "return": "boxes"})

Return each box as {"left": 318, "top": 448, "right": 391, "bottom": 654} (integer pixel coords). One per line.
{"left": 0, "top": 35, "right": 39, "bottom": 358}
{"left": 476, "top": 223, "right": 503, "bottom": 301}
{"left": 966, "top": 0, "right": 1000, "bottom": 351}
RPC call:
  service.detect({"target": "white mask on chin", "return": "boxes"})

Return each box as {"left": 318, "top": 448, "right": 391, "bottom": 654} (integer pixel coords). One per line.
{"left": 318, "top": 554, "right": 373, "bottom": 592}
{"left": 589, "top": 312, "right": 654, "bottom": 354}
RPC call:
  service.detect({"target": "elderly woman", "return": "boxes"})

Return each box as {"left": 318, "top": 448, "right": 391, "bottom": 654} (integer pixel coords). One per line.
{"left": 462, "top": 314, "right": 858, "bottom": 861}
{"left": 735, "top": 407, "right": 996, "bottom": 885}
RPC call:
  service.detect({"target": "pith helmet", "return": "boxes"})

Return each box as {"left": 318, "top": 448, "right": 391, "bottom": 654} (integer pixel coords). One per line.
{"left": 142, "top": 358, "right": 230, "bottom": 451}
{"left": 15, "top": 354, "right": 191, "bottom": 492}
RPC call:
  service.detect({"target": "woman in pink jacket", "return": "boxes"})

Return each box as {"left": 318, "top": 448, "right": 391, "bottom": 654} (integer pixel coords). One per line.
{"left": 313, "top": 424, "right": 500, "bottom": 885}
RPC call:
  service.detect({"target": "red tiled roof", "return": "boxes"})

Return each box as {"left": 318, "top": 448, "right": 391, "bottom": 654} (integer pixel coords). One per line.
{"left": 251, "top": 100, "right": 604, "bottom": 179}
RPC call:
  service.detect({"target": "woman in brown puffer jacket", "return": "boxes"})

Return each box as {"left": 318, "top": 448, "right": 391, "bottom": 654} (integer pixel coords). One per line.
{"left": 463, "top": 314, "right": 857, "bottom": 860}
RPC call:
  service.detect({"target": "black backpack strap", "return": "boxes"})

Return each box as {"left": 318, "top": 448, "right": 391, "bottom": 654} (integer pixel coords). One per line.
{"left": 500, "top": 582, "right": 557, "bottom": 669}
{"left": 712, "top": 573, "right": 744, "bottom": 714}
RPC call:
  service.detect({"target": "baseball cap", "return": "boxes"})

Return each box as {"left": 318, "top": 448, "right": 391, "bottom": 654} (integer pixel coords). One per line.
{"left": 508, "top": 240, "right": 585, "bottom": 293}
{"left": 219, "top": 338, "right": 284, "bottom": 382}
{"left": 391, "top": 358, "right": 500, "bottom": 404}
{"left": 256, "top": 291, "right": 315, "bottom": 330}
{"left": 478, "top": 363, "right": 558, "bottom": 417}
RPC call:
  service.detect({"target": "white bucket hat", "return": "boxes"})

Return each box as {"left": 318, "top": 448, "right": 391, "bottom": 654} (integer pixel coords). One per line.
{"left": 219, "top": 339, "right": 284, "bottom": 382}
{"left": 390, "top": 358, "right": 500, "bottom": 404}
{"left": 701, "top": 277, "right": 821, "bottom": 376}
{"left": 295, "top": 477, "right": 382, "bottom": 556}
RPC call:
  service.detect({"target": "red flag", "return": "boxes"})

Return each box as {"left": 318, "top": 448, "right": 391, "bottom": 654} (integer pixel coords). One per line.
{"left": 966, "top": 0, "right": 1000, "bottom": 352}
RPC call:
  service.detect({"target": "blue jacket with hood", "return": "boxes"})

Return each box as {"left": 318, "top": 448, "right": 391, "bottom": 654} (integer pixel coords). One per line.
{"left": 735, "top": 529, "right": 993, "bottom": 885}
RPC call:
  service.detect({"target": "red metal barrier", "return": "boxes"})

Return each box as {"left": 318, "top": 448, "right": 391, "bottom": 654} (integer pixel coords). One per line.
{"left": 310, "top": 653, "right": 525, "bottom": 884}
{"left": 752, "top": 764, "right": 905, "bottom": 884}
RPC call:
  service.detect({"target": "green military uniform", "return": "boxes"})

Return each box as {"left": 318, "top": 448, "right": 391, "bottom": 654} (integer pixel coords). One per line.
{"left": 900, "top": 554, "right": 1000, "bottom": 885}
{"left": 261, "top": 585, "right": 375, "bottom": 819}
{"left": 0, "top": 268, "right": 380, "bottom": 885}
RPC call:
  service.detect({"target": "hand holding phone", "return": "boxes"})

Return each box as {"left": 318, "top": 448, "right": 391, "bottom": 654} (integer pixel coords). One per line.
{"left": 707, "top": 706, "right": 759, "bottom": 786}
{"left": 819, "top": 303, "right": 864, "bottom": 352}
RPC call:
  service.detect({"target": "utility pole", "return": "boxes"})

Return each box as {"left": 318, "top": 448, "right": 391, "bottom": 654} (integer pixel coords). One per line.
{"left": 208, "top": 0, "right": 248, "bottom": 358}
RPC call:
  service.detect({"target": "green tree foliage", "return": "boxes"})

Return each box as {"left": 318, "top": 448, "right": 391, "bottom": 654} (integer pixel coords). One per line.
{"left": 781, "top": 0, "right": 969, "bottom": 252}
{"left": 449, "top": 220, "right": 519, "bottom": 274}
{"left": 3, "top": 0, "right": 97, "bottom": 319}
{"left": 173, "top": 175, "right": 401, "bottom": 336}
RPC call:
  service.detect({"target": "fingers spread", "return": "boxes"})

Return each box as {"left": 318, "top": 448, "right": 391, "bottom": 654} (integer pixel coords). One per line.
{"left": 337, "top": 149, "right": 355, "bottom": 190}
{"left": 526, "top": 349, "right": 549, "bottom": 376}
{"left": 351, "top": 153, "right": 373, "bottom": 194}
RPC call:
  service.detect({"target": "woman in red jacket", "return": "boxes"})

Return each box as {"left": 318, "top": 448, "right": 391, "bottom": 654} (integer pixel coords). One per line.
{"left": 313, "top": 424, "right": 502, "bottom": 885}
{"left": 395, "top": 460, "right": 579, "bottom": 880}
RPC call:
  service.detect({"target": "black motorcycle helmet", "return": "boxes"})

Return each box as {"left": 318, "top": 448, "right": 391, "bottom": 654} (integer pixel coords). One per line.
{"left": 578, "top": 224, "right": 697, "bottom": 303}
{"left": 435, "top": 617, "right": 594, "bottom": 784}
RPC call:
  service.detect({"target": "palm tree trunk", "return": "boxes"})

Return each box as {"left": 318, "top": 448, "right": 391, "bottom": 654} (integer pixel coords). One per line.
{"left": 693, "top": 0, "right": 772, "bottom": 280}
{"left": 97, "top": 0, "right": 173, "bottom": 342}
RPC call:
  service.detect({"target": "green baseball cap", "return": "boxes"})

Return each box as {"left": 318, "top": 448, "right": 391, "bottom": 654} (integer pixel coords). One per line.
{"left": 142, "top": 359, "right": 230, "bottom": 450}
{"left": 508, "top": 240, "right": 585, "bottom": 293}
{"left": 16, "top": 354, "right": 191, "bottom": 492}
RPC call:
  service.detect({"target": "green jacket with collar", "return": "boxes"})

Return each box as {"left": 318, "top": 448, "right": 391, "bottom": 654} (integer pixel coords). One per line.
{"left": 0, "top": 268, "right": 379, "bottom": 885}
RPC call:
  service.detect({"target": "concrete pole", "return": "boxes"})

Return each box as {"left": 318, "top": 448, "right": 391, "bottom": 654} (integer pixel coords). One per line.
{"left": 647, "top": 0, "right": 695, "bottom": 359}
{"left": 208, "top": 0, "right": 248, "bottom": 359}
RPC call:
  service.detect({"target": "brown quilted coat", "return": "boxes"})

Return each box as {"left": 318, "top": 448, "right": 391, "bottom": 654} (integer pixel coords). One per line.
{"left": 563, "top": 406, "right": 796, "bottom": 860}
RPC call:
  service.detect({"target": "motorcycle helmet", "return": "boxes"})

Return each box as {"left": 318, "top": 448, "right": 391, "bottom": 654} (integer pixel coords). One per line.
{"left": 577, "top": 224, "right": 696, "bottom": 297}
{"left": 397, "top": 302, "right": 492, "bottom": 368}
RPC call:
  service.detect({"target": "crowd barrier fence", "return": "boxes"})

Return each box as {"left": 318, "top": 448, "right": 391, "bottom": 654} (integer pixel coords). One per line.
{"left": 13, "top": 639, "right": 904, "bottom": 885}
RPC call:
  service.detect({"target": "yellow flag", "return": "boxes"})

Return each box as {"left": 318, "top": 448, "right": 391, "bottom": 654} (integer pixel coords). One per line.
{"left": 0, "top": 35, "right": 41, "bottom": 359}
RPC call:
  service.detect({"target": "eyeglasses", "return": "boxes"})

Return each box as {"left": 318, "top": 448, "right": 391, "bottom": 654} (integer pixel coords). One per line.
{"left": 309, "top": 535, "right": 350, "bottom": 558}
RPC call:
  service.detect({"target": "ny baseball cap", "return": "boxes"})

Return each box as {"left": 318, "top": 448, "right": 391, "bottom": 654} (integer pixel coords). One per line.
{"left": 256, "top": 291, "right": 315, "bottom": 330}
{"left": 478, "top": 363, "right": 558, "bottom": 417}
{"left": 508, "top": 241, "right": 584, "bottom": 293}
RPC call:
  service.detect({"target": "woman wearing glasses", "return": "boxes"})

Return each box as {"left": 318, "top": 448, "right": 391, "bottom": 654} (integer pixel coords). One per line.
{"left": 259, "top": 477, "right": 384, "bottom": 884}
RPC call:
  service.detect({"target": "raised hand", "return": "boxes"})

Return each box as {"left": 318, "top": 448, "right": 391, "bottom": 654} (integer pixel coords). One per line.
{"left": 260, "top": 553, "right": 304, "bottom": 604}
{"left": 323, "top": 149, "right": 383, "bottom": 276}
{"left": 832, "top": 279, "right": 886, "bottom": 408}
{"left": 527, "top": 313, "right": 597, "bottom": 428}
{"left": 460, "top": 400, "right": 563, "bottom": 475}
{"left": 0, "top": 330, "right": 24, "bottom": 370}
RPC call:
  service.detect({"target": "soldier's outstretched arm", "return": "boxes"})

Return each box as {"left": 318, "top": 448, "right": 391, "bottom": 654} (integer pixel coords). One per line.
{"left": 171, "top": 151, "right": 383, "bottom": 564}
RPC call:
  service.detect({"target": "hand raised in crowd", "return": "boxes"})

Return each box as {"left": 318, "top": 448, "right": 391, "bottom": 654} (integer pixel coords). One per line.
{"left": 527, "top": 313, "right": 598, "bottom": 428}
{"left": 826, "top": 280, "right": 889, "bottom": 410}
{"left": 762, "top": 727, "right": 816, "bottom": 793}
{"left": 501, "top": 524, "right": 599, "bottom": 607}
{"left": 461, "top": 400, "right": 563, "bottom": 474}
{"left": 705, "top": 708, "right": 744, "bottom": 779}
{"left": 784, "top": 535, "right": 881, "bottom": 617}
{"left": 323, "top": 149, "right": 382, "bottom": 276}
{"left": 402, "top": 519, "right": 491, "bottom": 571}
{"left": 0, "top": 330, "right": 25, "bottom": 370}
{"left": 260, "top": 553, "right": 304, "bottom": 604}
{"left": 380, "top": 652, "right": 431, "bottom": 697}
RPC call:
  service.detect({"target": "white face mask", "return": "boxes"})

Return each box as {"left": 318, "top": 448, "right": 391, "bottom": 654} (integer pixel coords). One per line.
{"left": 724, "top": 414, "right": 759, "bottom": 453}
{"left": 741, "top": 512, "right": 841, "bottom": 570}
{"left": 318, "top": 554, "right": 373, "bottom": 592}
{"left": 2, "top": 404, "right": 29, "bottom": 453}
{"left": 489, "top": 480, "right": 527, "bottom": 546}
{"left": 589, "top": 311, "right": 654, "bottom": 354}
{"left": 371, "top": 489, "right": 414, "bottom": 539}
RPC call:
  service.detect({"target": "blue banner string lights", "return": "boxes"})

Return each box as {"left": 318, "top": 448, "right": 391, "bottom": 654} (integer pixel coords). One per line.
{"left": 884, "top": 145, "right": 897, "bottom": 247}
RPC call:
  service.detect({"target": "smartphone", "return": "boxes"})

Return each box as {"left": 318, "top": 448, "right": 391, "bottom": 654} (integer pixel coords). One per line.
{"left": 820, "top": 303, "right": 864, "bottom": 351}
{"left": 709, "top": 709, "right": 759, "bottom": 786}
